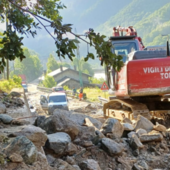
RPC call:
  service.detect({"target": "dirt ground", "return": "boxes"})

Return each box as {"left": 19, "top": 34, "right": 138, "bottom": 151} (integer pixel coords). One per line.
{"left": 27, "top": 84, "right": 103, "bottom": 118}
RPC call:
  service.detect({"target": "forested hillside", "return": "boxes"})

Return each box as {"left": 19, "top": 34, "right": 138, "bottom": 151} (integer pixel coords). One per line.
{"left": 3, "top": 0, "right": 170, "bottom": 65}
{"left": 97, "top": 0, "right": 170, "bottom": 46}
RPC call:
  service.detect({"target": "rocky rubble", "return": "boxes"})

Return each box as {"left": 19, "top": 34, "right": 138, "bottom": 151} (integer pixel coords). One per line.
{"left": 2, "top": 99, "right": 170, "bottom": 170}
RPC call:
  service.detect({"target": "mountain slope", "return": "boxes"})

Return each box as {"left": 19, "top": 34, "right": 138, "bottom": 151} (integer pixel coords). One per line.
{"left": 135, "top": 2, "right": 170, "bottom": 46}
{"left": 97, "top": 0, "right": 170, "bottom": 37}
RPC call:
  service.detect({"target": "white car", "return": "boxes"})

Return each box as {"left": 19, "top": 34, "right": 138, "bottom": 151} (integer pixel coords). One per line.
{"left": 40, "top": 92, "right": 69, "bottom": 115}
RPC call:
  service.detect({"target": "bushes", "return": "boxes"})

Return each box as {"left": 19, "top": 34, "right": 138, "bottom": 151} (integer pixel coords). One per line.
{"left": 89, "top": 77, "right": 105, "bottom": 84}
{"left": 0, "top": 75, "right": 22, "bottom": 92}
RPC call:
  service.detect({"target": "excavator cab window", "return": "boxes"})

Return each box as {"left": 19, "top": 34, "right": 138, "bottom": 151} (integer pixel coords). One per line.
{"left": 112, "top": 42, "right": 137, "bottom": 63}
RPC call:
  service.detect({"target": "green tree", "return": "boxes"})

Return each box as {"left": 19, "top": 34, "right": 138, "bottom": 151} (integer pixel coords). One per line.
{"left": 47, "top": 54, "right": 59, "bottom": 73}
{"left": 60, "top": 62, "right": 71, "bottom": 68}
{"left": 43, "top": 75, "right": 56, "bottom": 88}
{"left": 13, "top": 48, "right": 43, "bottom": 82}
{"left": 72, "top": 57, "right": 94, "bottom": 76}
{"left": 0, "top": 0, "right": 123, "bottom": 73}
{"left": 89, "top": 77, "right": 105, "bottom": 84}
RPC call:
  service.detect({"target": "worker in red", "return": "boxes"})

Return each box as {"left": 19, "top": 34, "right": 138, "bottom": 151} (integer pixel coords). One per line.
{"left": 79, "top": 87, "right": 83, "bottom": 101}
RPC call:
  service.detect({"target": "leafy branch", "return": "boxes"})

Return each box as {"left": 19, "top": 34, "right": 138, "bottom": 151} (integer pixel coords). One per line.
{"left": 0, "top": 0, "right": 124, "bottom": 73}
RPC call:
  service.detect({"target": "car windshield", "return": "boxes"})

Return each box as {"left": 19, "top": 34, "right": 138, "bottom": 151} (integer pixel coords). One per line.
{"left": 112, "top": 42, "right": 137, "bottom": 62}
{"left": 49, "top": 95, "right": 66, "bottom": 103}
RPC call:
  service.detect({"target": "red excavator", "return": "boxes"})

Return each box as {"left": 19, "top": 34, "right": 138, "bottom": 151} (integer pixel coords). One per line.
{"left": 104, "top": 26, "right": 170, "bottom": 125}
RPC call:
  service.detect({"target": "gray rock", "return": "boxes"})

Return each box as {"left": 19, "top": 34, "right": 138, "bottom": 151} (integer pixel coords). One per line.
{"left": 138, "top": 160, "right": 149, "bottom": 170}
{"left": 122, "top": 123, "right": 134, "bottom": 131}
{"left": 53, "top": 109, "right": 102, "bottom": 129}
{"left": 66, "top": 156, "right": 75, "bottom": 165}
{"left": 128, "top": 131, "right": 137, "bottom": 138}
{"left": 11, "top": 125, "right": 47, "bottom": 148}
{"left": 101, "top": 138, "right": 124, "bottom": 156}
{"left": 46, "top": 132, "right": 71, "bottom": 155}
{"left": 40, "top": 113, "right": 79, "bottom": 140}
{"left": 134, "top": 115, "right": 154, "bottom": 132}
{"left": 79, "top": 159, "right": 101, "bottom": 170}
{"left": 0, "top": 102, "right": 6, "bottom": 113}
{"left": 136, "top": 129, "right": 147, "bottom": 137}
{"left": 65, "top": 143, "right": 77, "bottom": 156}
{"left": 129, "top": 134, "right": 144, "bottom": 150}
{"left": 140, "top": 131, "right": 163, "bottom": 143}
{"left": 100, "top": 118, "right": 124, "bottom": 139}
{"left": 9, "top": 153, "right": 23, "bottom": 163}
{"left": 34, "top": 116, "right": 46, "bottom": 127}
{"left": 72, "top": 165, "right": 81, "bottom": 170}
{"left": 53, "top": 159, "right": 78, "bottom": 170}
{"left": 0, "top": 114, "right": 13, "bottom": 124}
{"left": 132, "top": 163, "right": 144, "bottom": 170}
{"left": 46, "top": 154, "right": 56, "bottom": 166}
{"left": 122, "top": 117, "right": 132, "bottom": 124}
{"left": 3, "top": 136, "right": 37, "bottom": 164}
{"left": 76, "top": 126, "right": 96, "bottom": 144}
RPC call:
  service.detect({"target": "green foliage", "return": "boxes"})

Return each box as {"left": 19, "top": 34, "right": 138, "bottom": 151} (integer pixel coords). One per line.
{"left": 0, "top": 75, "right": 22, "bottom": 92}
{"left": 47, "top": 54, "right": 59, "bottom": 73}
{"left": 0, "top": 0, "right": 124, "bottom": 74}
{"left": 60, "top": 62, "right": 71, "bottom": 68}
{"left": 84, "top": 87, "right": 109, "bottom": 102}
{"left": 13, "top": 48, "right": 43, "bottom": 82}
{"left": 72, "top": 57, "right": 94, "bottom": 76}
{"left": 43, "top": 75, "right": 56, "bottom": 88}
{"left": 63, "top": 85, "right": 70, "bottom": 91}
{"left": 89, "top": 77, "right": 105, "bottom": 84}
{"left": 85, "top": 32, "right": 123, "bottom": 71}
{"left": 12, "top": 75, "right": 22, "bottom": 85}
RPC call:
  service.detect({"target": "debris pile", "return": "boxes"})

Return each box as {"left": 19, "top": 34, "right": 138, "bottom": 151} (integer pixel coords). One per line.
{"left": 0, "top": 91, "right": 24, "bottom": 109}
{"left": 1, "top": 98, "right": 170, "bottom": 170}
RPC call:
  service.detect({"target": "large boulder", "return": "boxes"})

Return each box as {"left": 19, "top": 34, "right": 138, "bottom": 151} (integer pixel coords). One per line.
{"left": 139, "top": 130, "right": 163, "bottom": 143}
{"left": 40, "top": 113, "right": 79, "bottom": 140}
{"left": 100, "top": 118, "right": 124, "bottom": 139}
{"left": 10, "top": 125, "right": 47, "bottom": 148}
{"left": 46, "top": 132, "right": 71, "bottom": 155}
{"left": 101, "top": 138, "right": 124, "bottom": 156}
{"left": 0, "top": 102, "right": 6, "bottom": 113}
{"left": 3, "top": 136, "right": 37, "bottom": 164}
{"left": 134, "top": 115, "right": 154, "bottom": 132}
{"left": 0, "top": 114, "right": 13, "bottom": 124}
{"left": 53, "top": 110, "right": 102, "bottom": 129}
{"left": 75, "top": 126, "right": 96, "bottom": 145}
{"left": 79, "top": 159, "right": 101, "bottom": 170}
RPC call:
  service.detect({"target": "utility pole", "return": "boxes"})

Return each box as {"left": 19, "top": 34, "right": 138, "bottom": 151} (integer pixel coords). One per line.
{"left": 75, "top": 28, "right": 83, "bottom": 87}
{"left": 6, "top": 12, "right": 9, "bottom": 80}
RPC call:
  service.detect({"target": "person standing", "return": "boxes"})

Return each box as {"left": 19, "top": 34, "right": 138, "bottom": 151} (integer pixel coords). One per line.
{"left": 79, "top": 87, "right": 83, "bottom": 101}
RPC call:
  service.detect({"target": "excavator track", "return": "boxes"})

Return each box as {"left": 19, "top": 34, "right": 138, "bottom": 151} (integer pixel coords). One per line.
{"left": 103, "top": 97, "right": 170, "bottom": 127}
{"left": 103, "top": 98, "right": 151, "bottom": 120}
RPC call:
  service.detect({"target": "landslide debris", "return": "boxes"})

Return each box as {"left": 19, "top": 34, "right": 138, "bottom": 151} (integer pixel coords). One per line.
{"left": 1, "top": 90, "right": 170, "bottom": 169}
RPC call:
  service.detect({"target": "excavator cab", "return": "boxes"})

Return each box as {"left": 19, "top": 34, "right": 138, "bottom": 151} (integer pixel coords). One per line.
{"left": 103, "top": 26, "right": 170, "bottom": 125}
